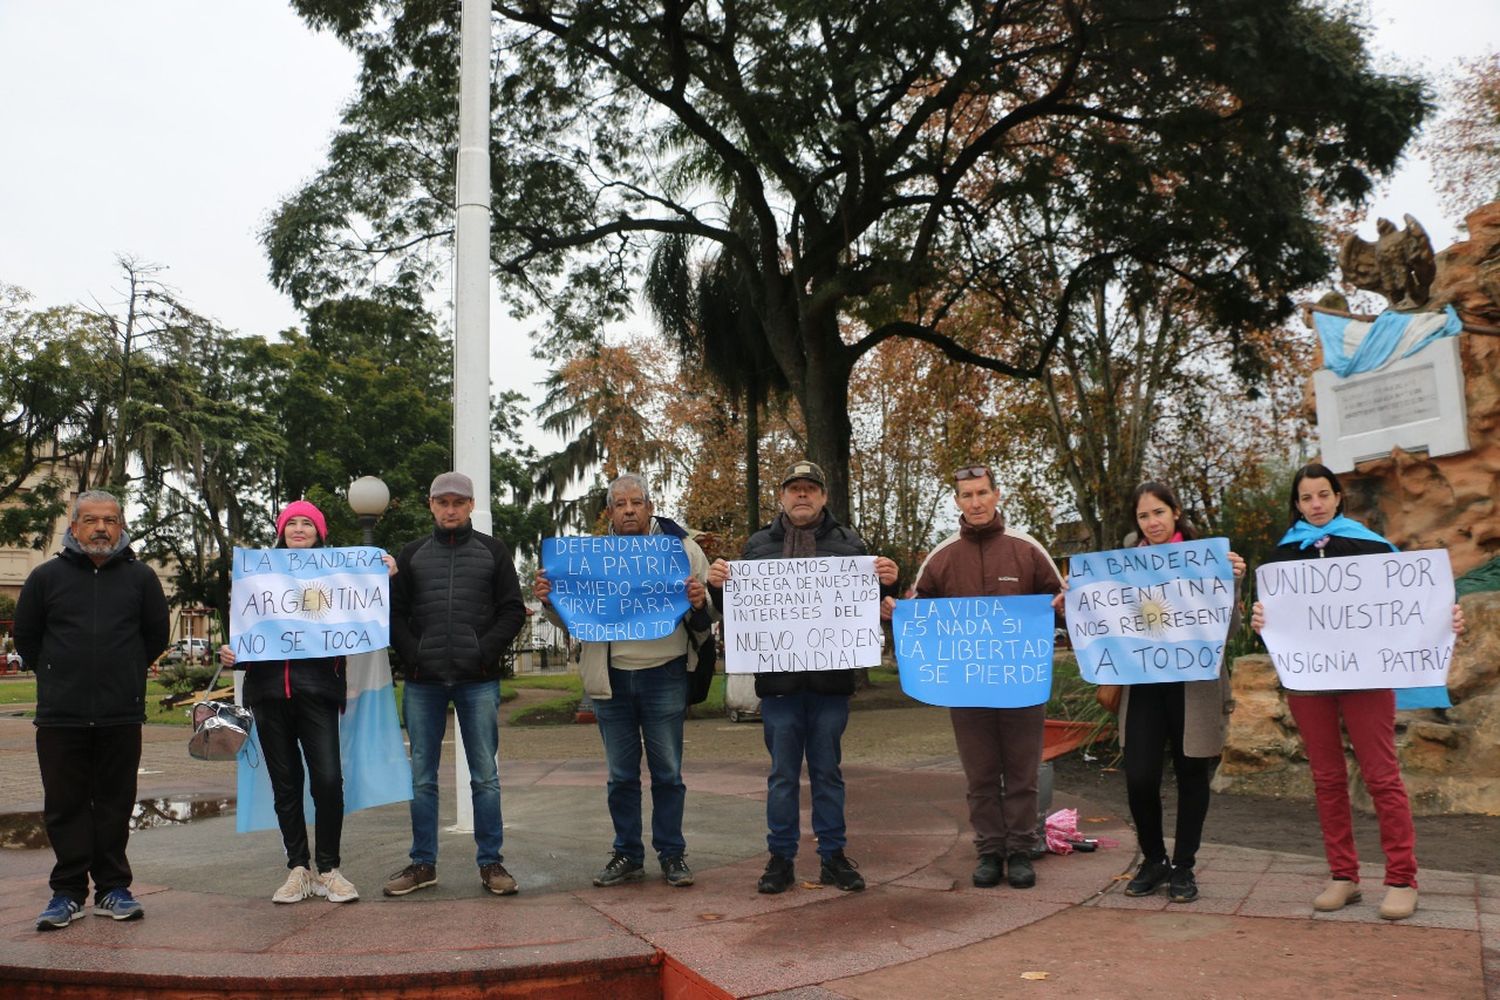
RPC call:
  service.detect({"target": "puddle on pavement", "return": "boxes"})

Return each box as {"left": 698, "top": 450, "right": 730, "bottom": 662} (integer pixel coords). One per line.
{"left": 0, "top": 796, "right": 235, "bottom": 849}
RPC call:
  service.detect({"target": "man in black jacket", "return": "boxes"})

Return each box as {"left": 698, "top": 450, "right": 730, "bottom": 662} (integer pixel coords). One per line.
{"left": 707, "top": 461, "right": 898, "bottom": 894}
{"left": 383, "top": 472, "right": 525, "bottom": 898}
{"left": 15, "top": 490, "right": 170, "bottom": 930}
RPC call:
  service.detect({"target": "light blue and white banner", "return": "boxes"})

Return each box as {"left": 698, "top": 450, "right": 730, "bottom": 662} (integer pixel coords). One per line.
{"left": 541, "top": 535, "right": 692, "bottom": 642}
{"left": 1315, "top": 305, "right": 1462, "bottom": 378}
{"left": 235, "top": 650, "right": 412, "bottom": 834}
{"left": 1065, "top": 538, "right": 1236, "bottom": 685}
{"left": 230, "top": 547, "right": 390, "bottom": 660}
{"left": 893, "top": 595, "right": 1055, "bottom": 708}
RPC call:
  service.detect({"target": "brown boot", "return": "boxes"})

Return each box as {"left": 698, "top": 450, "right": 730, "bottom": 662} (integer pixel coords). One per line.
{"left": 1378, "top": 885, "right": 1418, "bottom": 920}
{"left": 1312, "top": 878, "right": 1361, "bottom": 912}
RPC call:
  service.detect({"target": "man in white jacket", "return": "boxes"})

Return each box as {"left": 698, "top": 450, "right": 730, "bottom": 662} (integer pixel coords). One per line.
{"left": 534, "top": 473, "right": 713, "bottom": 888}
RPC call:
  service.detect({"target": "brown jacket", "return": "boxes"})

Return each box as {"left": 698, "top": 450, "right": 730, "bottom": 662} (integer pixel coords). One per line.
{"left": 913, "top": 511, "right": 1062, "bottom": 602}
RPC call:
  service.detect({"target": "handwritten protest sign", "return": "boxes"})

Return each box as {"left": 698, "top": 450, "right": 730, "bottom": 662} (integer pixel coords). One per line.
{"left": 1065, "top": 538, "right": 1235, "bottom": 685}
{"left": 1257, "top": 549, "right": 1455, "bottom": 692}
{"left": 230, "top": 547, "right": 390, "bottom": 660}
{"left": 723, "top": 556, "right": 882, "bottom": 673}
{"left": 541, "top": 535, "right": 692, "bottom": 642}
{"left": 893, "top": 595, "right": 1055, "bottom": 708}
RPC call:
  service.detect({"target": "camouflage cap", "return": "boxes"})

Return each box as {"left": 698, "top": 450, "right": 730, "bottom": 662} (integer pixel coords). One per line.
{"left": 780, "top": 460, "right": 826, "bottom": 489}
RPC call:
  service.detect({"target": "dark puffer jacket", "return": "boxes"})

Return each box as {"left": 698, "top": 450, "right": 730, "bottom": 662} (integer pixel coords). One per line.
{"left": 391, "top": 521, "right": 525, "bottom": 684}
{"left": 737, "top": 510, "right": 891, "bottom": 698}
{"left": 14, "top": 531, "right": 170, "bottom": 727}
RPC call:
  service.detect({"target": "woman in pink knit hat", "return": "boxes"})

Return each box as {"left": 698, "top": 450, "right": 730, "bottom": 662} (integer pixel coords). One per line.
{"left": 218, "top": 500, "right": 394, "bottom": 905}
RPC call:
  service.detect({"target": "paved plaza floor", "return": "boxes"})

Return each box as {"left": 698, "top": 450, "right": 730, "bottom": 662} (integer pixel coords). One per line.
{"left": 0, "top": 714, "right": 1495, "bottom": 998}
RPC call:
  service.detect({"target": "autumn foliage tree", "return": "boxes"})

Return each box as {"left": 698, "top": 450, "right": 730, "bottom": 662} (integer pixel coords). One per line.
{"left": 1427, "top": 50, "right": 1500, "bottom": 222}
{"left": 532, "top": 340, "right": 686, "bottom": 529}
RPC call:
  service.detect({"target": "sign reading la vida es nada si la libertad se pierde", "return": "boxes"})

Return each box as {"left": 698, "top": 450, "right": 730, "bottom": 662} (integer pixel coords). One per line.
{"left": 230, "top": 547, "right": 391, "bottom": 660}
{"left": 892, "top": 594, "right": 1058, "bottom": 708}
{"left": 722, "top": 556, "right": 883, "bottom": 673}
{"left": 1256, "top": 549, "right": 1456, "bottom": 691}
{"left": 1064, "top": 538, "right": 1237, "bottom": 686}
{"left": 541, "top": 535, "right": 693, "bottom": 642}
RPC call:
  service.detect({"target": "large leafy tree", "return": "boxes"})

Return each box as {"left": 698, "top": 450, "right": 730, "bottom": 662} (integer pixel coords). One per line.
{"left": 645, "top": 228, "right": 789, "bottom": 533}
{"left": 268, "top": 295, "right": 454, "bottom": 549}
{"left": 268, "top": 0, "right": 1425, "bottom": 517}
{"left": 264, "top": 296, "right": 550, "bottom": 557}
{"left": 133, "top": 328, "right": 287, "bottom": 635}
{"left": 0, "top": 286, "right": 116, "bottom": 546}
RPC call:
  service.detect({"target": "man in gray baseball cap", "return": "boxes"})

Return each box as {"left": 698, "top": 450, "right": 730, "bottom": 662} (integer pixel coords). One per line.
{"left": 385, "top": 470, "right": 525, "bottom": 898}
{"left": 428, "top": 471, "right": 474, "bottom": 499}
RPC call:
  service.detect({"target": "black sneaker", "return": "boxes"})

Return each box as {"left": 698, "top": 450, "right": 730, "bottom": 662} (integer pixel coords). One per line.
{"left": 592, "top": 852, "right": 645, "bottom": 887}
{"left": 1005, "top": 852, "right": 1036, "bottom": 889}
{"left": 1168, "top": 866, "right": 1199, "bottom": 903}
{"left": 972, "top": 853, "right": 1003, "bottom": 888}
{"left": 757, "top": 854, "right": 796, "bottom": 894}
{"left": 661, "top": 855, "right": 694, "bottom": 888}
{"left": 820, "top": 852, "right": 866, "bottom": 892}
{"left": 1124, "top": 858, "right": 1172, "bottom": 897}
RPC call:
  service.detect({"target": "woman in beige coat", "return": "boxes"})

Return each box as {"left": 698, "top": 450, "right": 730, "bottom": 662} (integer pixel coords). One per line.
{"left": 1118, "top": 482, "right": 1243, "bottom": 904}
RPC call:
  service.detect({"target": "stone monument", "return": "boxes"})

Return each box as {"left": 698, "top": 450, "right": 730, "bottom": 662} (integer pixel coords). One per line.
{"left": 1217, "top": 201, "right": 1500, "bottom": 816}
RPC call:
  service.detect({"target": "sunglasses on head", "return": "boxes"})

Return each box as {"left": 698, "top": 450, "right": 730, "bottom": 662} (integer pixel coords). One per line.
{"left": 954, "top": 466, "right": 991, "bottom": 482}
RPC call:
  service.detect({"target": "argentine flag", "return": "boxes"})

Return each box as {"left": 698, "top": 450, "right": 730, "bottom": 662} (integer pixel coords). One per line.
{"left": 234, "top": 649, "right": 412, "bottom": 834}
{"left": 1065, "top": 538, "right": 1236, "bottom": 686}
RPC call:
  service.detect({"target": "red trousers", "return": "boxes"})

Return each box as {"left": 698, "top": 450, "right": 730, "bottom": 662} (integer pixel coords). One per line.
{"left": 1286, "top": 690, "right": 1417, "bottom": 887}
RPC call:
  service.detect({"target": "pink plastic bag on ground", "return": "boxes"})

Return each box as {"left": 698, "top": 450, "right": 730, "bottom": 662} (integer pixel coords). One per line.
{"left": 1045, "top": 808, "right": 1120, "bottom": 854}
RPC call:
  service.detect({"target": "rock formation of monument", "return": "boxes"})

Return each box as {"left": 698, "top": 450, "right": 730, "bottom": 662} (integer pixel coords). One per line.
{"left": 1217, "top": 201, "right": 1500, "bottom": 816}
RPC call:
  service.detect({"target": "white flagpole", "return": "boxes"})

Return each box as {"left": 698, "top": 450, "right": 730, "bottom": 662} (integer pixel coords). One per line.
{"left": 450, "top": 0, "right": 493, "bottom": 833}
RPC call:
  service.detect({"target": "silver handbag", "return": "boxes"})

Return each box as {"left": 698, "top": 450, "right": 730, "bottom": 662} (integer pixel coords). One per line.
{"left": 187, "top": 664, "right": 255, "bottom": 761}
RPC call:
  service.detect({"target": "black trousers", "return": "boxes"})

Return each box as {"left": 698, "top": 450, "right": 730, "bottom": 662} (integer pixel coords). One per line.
{"left": 36, "top": 724, "right": 142, "bottom": 904}
{"left": 250, "top": 697, "right": 344, "bottom": 872}
{"left": 1123, "top": 682, "right": 1215, "bottom": 869}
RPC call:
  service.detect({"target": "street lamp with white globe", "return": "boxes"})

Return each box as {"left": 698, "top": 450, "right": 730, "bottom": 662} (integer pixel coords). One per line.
{"left": 347, "top": 476, "right": 390, "bottom": 545}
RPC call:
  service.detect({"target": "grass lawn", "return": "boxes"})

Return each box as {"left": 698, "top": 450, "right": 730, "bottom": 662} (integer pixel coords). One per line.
{"left": 0, "top": 678, "right": 38, "bottom": 706}
{"left": 0, "top": 678, "right": 195, "bottom": 725}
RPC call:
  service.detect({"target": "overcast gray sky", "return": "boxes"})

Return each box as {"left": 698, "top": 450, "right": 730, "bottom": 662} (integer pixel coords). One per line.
{"left": 2, "top": 1, "right": 1496, "bottom": 410}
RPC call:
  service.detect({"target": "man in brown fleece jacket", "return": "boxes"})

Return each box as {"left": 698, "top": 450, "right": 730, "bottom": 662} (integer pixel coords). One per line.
{"left": 911, "top": 465, "right": 1062, "bottom": 890}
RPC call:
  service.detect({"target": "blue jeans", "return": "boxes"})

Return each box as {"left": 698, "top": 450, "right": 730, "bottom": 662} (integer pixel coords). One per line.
{"left": 403, "top": 679, "right": 503, "bottom": 867}
{"left": 591, "top": 659, "right": 688, "bottom": 862}
{"left": 760, "top": 692, "right": 850, "bottom": 859}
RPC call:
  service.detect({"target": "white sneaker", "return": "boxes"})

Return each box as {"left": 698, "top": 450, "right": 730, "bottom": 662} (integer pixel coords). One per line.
{"left": 314, "top": 868, "right": 360, "bottom": 903}
{"left": 272, "top": 866, "right": 315, "bottom": 904}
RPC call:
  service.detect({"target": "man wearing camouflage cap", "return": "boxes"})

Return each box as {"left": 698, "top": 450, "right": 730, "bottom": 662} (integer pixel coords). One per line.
{"left": 708, "top": 461, "right": 898, "bottom": 894}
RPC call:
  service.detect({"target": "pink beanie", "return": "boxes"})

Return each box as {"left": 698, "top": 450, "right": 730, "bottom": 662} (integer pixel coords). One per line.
{"left": 276, "top": 500, "right": 328, "bottom": 540}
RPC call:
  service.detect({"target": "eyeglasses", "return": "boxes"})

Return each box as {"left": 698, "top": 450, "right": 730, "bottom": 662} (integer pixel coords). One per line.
{"left": 953, "top": 466, "right": 992, "bottom": 482}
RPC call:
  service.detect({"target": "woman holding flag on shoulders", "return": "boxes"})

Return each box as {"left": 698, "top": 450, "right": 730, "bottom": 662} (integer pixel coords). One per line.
{"left": 1252, "top": 462, "right": 1463, "bottom": 921}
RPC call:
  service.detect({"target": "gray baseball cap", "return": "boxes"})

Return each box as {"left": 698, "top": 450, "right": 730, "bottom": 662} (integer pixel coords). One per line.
{"left": 429, "top": 471, "right": 475, "bottom": 499}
